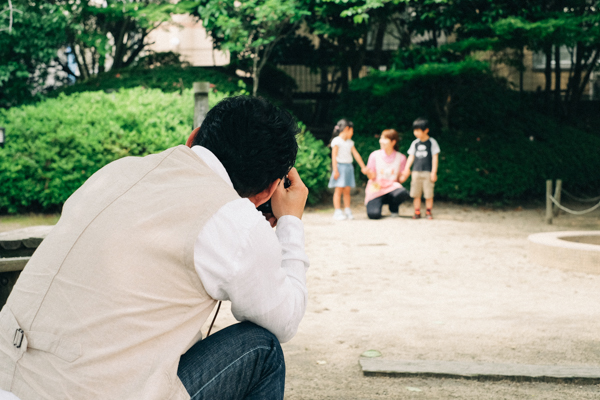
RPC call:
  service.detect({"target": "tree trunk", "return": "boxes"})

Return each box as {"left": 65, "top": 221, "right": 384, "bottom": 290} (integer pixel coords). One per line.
{"left": 554, "top": 45, "right": 562, "bottom": 116}
{"left": 371, "top": 19, "right": 387, "bottom": 69}
{"left": 351, "top": 34, "right": 367, "bottom": 81}
{"left": 252, "top": 55, "right": 259, "bottom": 97}
{"left": 570, "top": 48, "right": 599, "bottom": 117}
{"left": 340, "top": 65, "right": 349, "bottom": 92}
{"left": 112, "top": 19, "right": 130, "bottom": 70}
{"left": 544, "top": 44, "right": 552, "bottom": 110}
{"left": 74, "top": 43, "right": 90, "bottom": 80}
{"left": 519, "top": 47, "right": 524, "bottom": 93}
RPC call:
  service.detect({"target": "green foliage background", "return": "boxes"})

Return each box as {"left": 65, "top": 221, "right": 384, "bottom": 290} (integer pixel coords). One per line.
{"left": 51, "top": 65, "right": 245, "bottom": 98}
{"left": 0, "top": 87, "right": 330, "bottom": 213}
{"left": 336, "top": 72, "right": 600, "bottom": 202}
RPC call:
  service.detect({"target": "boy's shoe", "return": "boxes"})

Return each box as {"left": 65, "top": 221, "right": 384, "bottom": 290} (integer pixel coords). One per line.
{"left": 412, "top": 211, "right": 421, "bottom": 219}
{"left": 344, "top": 208, "right": 354, "bottom": 220}
{"left": 333, "top": 209, "right": 346, "bottom": 220}
{"left": 426, "top": 209, "right": 433, "bottom": 220}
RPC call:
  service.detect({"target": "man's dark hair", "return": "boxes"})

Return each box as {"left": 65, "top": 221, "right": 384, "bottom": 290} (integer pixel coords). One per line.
{"left": 192, "top": 96, "right": 299, "bottom": 197}
{"left": 412, "top": 118, "right": 429, "bottom": 131}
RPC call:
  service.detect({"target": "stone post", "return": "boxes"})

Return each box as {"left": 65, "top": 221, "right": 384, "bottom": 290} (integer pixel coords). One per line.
{"left": 546, "top": 180, "right": 553, "bottom": 225}
{"left": 553, "top": 179, "right": 562, "bottom": 217}
{"left": 193, "top": 82, "right": 210, "bottom": 130}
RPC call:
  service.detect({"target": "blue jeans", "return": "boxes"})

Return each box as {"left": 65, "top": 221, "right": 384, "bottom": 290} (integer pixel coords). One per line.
{"left": 177, "top": 321, "right": 285, "bottom": 400}
{"left": 366, "top": 188, "right": 410, "bottom": 219}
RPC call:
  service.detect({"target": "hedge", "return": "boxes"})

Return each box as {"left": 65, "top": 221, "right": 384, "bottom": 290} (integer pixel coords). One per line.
{"left": 0, "top": 87, "right": 329, "bottom": 213}
{"left": 50, "top": 65, "right": 245, "bottom": 98}
{"left": 335, "top": 73, "right": 600, "bottom": 202}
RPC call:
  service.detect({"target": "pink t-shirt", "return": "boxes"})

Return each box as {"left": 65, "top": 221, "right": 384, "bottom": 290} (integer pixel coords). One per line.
{"left": 364, "top": 150, "right": 407, "bottom": 204}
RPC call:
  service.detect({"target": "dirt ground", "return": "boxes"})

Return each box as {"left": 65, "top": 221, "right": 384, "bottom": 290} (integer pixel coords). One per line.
{"left": 2, "top": 193, "right": 599, "bottom": 399}
{"left": 210, "top": 190, "right": 600, "bottom": 399}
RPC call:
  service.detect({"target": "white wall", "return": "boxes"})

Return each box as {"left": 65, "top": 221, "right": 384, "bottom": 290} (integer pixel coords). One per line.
{"left": 146, "top": 14, "right": 229, "bottom": 67}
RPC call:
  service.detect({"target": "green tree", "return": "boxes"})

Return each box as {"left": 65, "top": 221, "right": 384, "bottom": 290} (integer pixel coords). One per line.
{"left": 58, "top": 0, "right": 198, "bottom": 80}
{"left": 197, "top": 0, "right": 309, "bottom": 96}
{"left": 0, "top": 0, "right": 67, "bottom": 108}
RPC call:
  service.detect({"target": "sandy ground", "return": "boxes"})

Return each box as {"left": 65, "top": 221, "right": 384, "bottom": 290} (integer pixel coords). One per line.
{"left": 2, "top": 193, "right": 599, "bottom": 399}
{"left": 209, "top": 190, "right": 600, "bottom": 399}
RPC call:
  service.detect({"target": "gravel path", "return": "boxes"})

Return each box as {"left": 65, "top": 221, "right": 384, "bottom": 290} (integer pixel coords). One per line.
{"left": 3, "top": 195, "right": 599, "bottom": 398}
{"left": 213, "top": 195, "right": 600, "bottom": 399}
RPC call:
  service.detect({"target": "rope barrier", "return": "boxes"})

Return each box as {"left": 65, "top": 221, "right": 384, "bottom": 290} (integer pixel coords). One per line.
{"left": 548, "top": 194, "right": 600, "bottom": 215}
{"left": 561, "top": 189, "right": 600, "bottom": 203}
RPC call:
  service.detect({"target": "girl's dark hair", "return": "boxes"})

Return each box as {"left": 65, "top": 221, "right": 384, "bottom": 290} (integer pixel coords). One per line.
{"left": 332, "top": 119, "right": 353, "bottom": 137}
{"left": 192, "top": 96, "right": 299, "bottom": 197}
{"left": 381, "top": 129, "right": 400, "bottom": 151}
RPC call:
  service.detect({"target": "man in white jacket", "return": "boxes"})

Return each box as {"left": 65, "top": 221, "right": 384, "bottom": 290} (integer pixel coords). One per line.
{"left": 0, "top": 96, "right": 309, "bottom": 400}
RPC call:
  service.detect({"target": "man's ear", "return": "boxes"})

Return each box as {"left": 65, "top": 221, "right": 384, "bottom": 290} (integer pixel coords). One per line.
{"left": 247, "top": 179, "right": 281, "bottom": 207}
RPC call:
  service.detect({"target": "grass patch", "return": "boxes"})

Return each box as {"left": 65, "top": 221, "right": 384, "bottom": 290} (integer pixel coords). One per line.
{"left": 0, "top": 213, "right": 60, "bottom": 233}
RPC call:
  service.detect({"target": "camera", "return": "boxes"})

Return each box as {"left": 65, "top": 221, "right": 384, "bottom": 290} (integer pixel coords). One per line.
{"left": 257, "top": 176, "right": 291, "bottom": 214}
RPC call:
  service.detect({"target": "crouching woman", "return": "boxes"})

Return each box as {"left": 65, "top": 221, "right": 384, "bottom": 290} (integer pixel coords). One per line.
{"left": 363, "top": 129, "right": 411, "bottom": 219}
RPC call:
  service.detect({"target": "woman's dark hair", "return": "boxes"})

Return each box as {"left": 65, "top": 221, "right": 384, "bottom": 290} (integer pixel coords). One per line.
{"left": 191, "top": 96, "right": 299, "bottom": 197}
{"left": 412, "top": 118, "right": 429, "bottom": 131}
{"left": 381, "top": 129, "right": 400, "bottom": 151}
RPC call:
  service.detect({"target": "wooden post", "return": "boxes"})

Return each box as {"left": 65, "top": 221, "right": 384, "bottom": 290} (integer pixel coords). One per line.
{"left": 553, "top": 179, "right": 562, "bottom": 217}
{"left": 193, "top": 82, "right": 210, "bottom": 130}
{"left": 546, "top": 180, "right": 553, "bottom": 224}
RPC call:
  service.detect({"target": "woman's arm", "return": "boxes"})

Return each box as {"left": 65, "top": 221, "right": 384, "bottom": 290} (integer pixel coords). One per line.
{"left": 397, "top": 154, "right": 407, "bottom": 183}
{"left": 400, "top": 154, "right": 414, "bottom": 183}
{"left": 364, "top": 152, "right": 377, "bottom": 179}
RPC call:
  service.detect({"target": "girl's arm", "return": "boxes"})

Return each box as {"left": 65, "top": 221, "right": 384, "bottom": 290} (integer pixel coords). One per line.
{"left": 351, "top": 146, "right": 366, "bottom": 169}
{"left": 331, "top": 146, "right": 340, "bottom": 179}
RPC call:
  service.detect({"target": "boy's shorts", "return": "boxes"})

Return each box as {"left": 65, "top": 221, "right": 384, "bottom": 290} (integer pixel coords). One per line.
{"left": 410, "top": 171, "right": 435, "bottom": 199}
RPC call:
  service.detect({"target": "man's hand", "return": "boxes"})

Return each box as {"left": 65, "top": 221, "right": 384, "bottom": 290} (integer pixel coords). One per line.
{"left": 430, "top": 172, "right": 438, "bottom": 183}
{"left": 261, "top": 212, "right": 278, "bottom": 228}
{"left": 271, "top": 167, "right": 308, "bottom": 220}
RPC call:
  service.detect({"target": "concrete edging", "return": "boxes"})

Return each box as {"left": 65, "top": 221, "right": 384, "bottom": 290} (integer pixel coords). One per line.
{"left": 528, "top": 231, "right": 600, "bottom": 275}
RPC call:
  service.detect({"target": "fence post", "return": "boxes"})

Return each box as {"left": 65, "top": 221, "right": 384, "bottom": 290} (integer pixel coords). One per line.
{"left": 546, "top": 180, "right": 553, "bottom": 224}
{"left": 193, "top": 82, "right": 210, "bottom": 130}
{"left": 553, "top": 179, "right": 562, "bottom": 217}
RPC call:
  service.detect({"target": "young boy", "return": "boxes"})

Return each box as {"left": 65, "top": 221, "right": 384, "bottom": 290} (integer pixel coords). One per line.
{"left": 400, "top": 118, "right": 440, "bottom": 219}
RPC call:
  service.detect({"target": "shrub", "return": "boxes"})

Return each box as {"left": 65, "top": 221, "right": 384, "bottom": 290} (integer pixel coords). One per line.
{"left": 50, "top": 65, "right": 246, "bottom": 98}
{"left": 0, "top": 87, "right": 332, "bottom": 213}
{"left": 0, "top": 87, "right": 223, "bottom": 213}
{"left": 335, "top": 73, "right": 600, "bottom": 202}
{"left": 295, "top": 123, "right": 331, "bottom": 205}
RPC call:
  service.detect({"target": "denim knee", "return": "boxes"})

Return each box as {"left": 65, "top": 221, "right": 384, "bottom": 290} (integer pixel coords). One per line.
{"left": 236, "top": 322, "right": 284, "bottom": 362}
{"left": 367, "top": 209, "right": 382, "bottom": 219}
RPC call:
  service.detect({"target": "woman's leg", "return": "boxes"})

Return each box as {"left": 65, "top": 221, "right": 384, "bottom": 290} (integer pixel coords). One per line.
{"left": 366, "top": 196, "right": 384, "bottom": 219}
{"left": 177, "top": 322, "right": 285, "bottom": 400}
{"left": 333, "top": 187, "right": 343, "bottom": 210}
{"left": 387, "top": 188, "right": 410, "bottom": 214}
